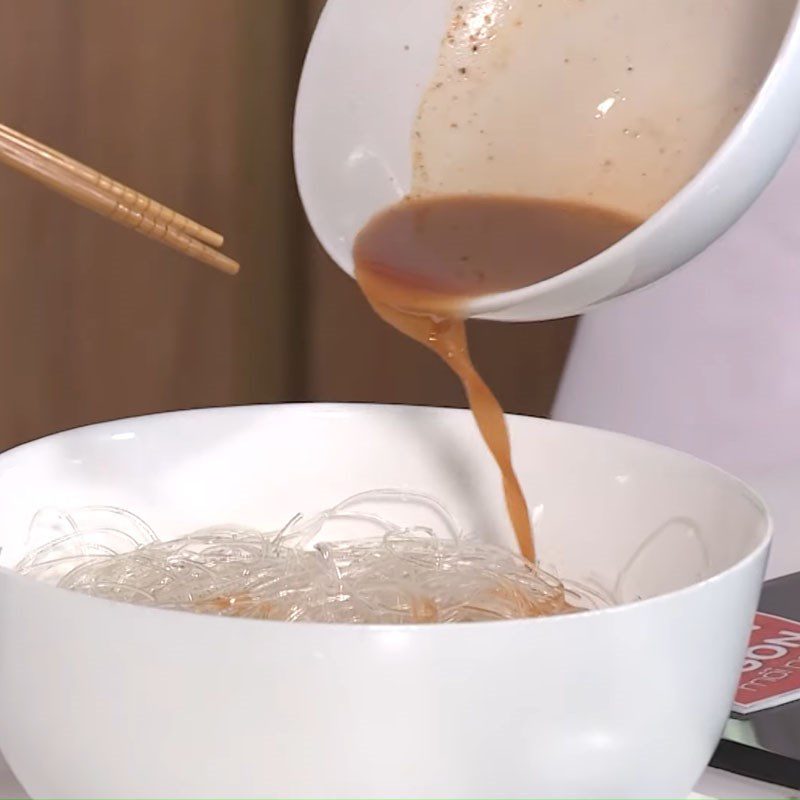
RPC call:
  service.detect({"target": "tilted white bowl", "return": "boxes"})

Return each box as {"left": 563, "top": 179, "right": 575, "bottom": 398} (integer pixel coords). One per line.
{"left": 0, "top": 404, "right": 769, "bottom": 798}
{"left": 295, "top": 0, "right": 800, "bottom": 321}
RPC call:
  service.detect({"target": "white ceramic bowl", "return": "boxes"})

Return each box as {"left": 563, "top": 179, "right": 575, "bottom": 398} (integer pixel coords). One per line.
{"left": 294, "top": 0, "right": 800, "bottom": 321}
{"left": 0, "top": 404, "right": 769, "bottom": 799}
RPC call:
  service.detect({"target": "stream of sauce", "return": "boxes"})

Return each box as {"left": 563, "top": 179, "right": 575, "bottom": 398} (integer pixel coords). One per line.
{"left": 354, "top": 193, "right": 641, "bottom": 561}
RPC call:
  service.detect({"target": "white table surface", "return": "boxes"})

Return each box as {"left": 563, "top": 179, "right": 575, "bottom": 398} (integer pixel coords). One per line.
{"left": 3, "top": 464, "right": 799, "bottom": 799}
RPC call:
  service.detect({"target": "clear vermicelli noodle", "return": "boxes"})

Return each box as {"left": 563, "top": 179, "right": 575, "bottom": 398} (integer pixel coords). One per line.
{"left": 15, "top": 490, "right": 610, "bottom": 623}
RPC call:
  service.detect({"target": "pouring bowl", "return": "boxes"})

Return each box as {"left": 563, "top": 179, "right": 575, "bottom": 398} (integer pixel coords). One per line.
{"left": 294, "top": 0, "right": 800, "bottom": 321}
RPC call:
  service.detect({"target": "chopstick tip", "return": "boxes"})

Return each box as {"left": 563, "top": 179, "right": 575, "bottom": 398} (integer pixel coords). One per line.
{"left": 217, "top": 254, "right": 240, "bottom": 275}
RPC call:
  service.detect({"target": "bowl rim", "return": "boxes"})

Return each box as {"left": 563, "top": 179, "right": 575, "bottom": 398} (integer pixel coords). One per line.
{"left": 0, "top": 402, "right": 773, "bottom": 633}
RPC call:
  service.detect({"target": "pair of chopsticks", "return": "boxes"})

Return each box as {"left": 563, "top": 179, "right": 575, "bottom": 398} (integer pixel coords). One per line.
{"left": 0, "top": 122, "right": 238, "bottom": 275}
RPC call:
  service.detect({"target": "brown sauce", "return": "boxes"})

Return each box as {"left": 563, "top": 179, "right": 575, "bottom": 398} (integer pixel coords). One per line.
{"left": 354, "top": 194, "right": 641, "bottom": 561}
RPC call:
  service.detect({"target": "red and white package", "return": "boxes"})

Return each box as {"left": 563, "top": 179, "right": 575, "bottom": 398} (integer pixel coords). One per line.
{"left": 734, "top": 611, "right": 800, "bottom": 715}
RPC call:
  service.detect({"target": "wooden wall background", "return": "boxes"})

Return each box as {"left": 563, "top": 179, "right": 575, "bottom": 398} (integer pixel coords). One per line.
{"left": 0, "top": 0, "right": 575, "bottom": 452}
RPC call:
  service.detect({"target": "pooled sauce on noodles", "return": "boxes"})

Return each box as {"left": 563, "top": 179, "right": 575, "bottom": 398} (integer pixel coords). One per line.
{"left": 354, "top": 194, "right": 641, "bottom": 561}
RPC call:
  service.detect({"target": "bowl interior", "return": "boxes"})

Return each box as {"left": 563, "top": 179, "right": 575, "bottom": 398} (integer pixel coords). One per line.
{"left": 0, "top": 404, "right": 768, "bottom": 606}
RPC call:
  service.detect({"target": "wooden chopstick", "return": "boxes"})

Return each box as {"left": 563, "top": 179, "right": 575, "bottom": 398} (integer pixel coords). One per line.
{"left": 0, "top": 123, "right": 238, "bottom": 275}
{"left": 0, "top": 124, "right": 225, "bottom": 248}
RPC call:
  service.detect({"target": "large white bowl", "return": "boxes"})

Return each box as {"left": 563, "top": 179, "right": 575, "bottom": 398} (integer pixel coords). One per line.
{"left": 0, "top": 404, "right": 769, "bottom": 799}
